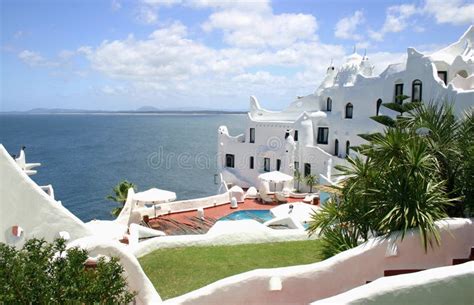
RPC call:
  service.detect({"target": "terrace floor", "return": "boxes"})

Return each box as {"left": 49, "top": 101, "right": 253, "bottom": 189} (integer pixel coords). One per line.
{"left": 148, "top": 197, "right": 303, "bottom": 235}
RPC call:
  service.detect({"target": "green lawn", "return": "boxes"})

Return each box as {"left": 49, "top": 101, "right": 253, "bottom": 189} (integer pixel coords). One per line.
{"left": 139, "top": 240, "right": 323, "bottom": 300}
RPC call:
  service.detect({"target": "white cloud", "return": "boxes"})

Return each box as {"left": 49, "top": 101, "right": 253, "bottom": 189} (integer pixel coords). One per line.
{"left": 369, "top": 4, "right": 417, "bottom": 41}
{"left": 203, "top": 10, "right": 318, "bottom": 48}
{"left": 78, "top": 19, "right": 348, "bottom": 108}
{"left": 142, "top": 0, "right": 182, "bottom": 6}
{"left": 135, "top": 6, "right": 158, "bottom": 24}
{"left": 186, "top": 0, "right": 270, "bottom": 12}
{"left": 334, "top": 10, "right": 364, "bottom": 40}
{"left": 424, "top": 0, "right": 474, "bottom": 25}
{"left": 18, "top": 50, "right": 53, "bottom": 67}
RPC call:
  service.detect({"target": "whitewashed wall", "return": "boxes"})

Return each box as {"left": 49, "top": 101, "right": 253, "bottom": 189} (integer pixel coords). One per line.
{"left": 0, "top": 145, "right": 92, "bottom": 247}
{"left": 311, "top": 261, "right": 474, "bottom": 305}
{"left": 163, "top": 218, "right": 474, "bottom": 305}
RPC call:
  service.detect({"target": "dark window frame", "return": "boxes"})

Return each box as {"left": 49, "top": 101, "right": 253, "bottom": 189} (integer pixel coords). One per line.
{"left": 264, "top": 157, "right": 270, "bottom": 172}
{"left": 249, "top": 128, "right": 255, "bottom": 143}
{"left": 412, "top": 79, "right": 422, "bottom": 102}
{"left": 276, "top": 159, "right": 281, "bottom": 171}
{"left": 317, "top": 127, "right": 329, "bottom": 144}
{"left": 294, "top": 130, "right": 298, "bottom": 141}
{"left": 294, "top": 161, "right": 299, "bottom": 173}
{"left": 326, "top": 97, "right": 332, "bottom": 112}
{"left": 345, "top": 103, "right": 353, "bottom": 119}
{"left": 225, "top": 154, "right": 235, "bottom": 168}
{"left": 334, "top": 139, "right": 339, "bottom": 156}
{"left": 376, "top": 99, "right": 383, "bottom": 116}
{"left": 304, "top": 163, "right": 311, "bottom": 177}
{"left": 394, "top": 83, "right": 404, "bottom": 104}
{"left": 437, "top": 71, "right": 447, "bottom": 85}
{"left": 249, "top": 156, "right": 254, "bottom": 169}
{"left": 346, "top": 141, "right": 350, "bottom": 157}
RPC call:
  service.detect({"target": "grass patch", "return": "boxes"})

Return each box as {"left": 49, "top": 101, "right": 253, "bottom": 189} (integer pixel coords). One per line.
{"left": 139, "top": 239, "right": 323, "bottom": 300}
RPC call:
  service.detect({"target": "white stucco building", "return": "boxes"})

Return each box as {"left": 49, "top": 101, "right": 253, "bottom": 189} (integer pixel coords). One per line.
{"left": 218, "top": 26, "right": 474, "bottom": 190}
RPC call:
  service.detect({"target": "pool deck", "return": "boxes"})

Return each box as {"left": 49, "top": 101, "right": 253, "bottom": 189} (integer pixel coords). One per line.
{"left": 148, "top": 197, "right": 304, "bottom": 235}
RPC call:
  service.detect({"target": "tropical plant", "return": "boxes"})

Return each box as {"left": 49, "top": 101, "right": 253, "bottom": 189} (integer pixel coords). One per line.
{"left": 305, "top": 174, "right": 317, "bottom": 193}
{"left": 0, "top": 238, "right": 136, "bottom": 303}
{"left": 107, "top": 180, "right": 136, "bottom": 217}
{"left": 308, "top": 101, "right": 470, "bottom": 257}
{"left": 294, "top": 170, "right": 303, "bottom": 192}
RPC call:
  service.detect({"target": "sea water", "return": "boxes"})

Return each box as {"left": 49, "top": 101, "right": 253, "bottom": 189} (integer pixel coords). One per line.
{"left": 0, "top": 114, "right": 245, "bottom": 221}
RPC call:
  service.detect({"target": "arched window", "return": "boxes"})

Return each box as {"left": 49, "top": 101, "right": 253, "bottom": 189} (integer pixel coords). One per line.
{"left": 412, "top": 80, "right": 422, "bottom": 102}
{"left": 334, "top": 139, "right": 339, "bottom": 156}
{"left": 345, "top": 141, "right": 350, "bottom": 157}
{"left": 345, "top": 103, "right": 353, "bottom": 119}
{"left": 326, "top": 97, "right": 332, "bottom": 112}
{"left": 376, "top": 99, "right": 383, "bottom": 116}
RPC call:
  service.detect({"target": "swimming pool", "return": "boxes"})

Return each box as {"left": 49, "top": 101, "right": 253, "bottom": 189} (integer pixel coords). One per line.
{"left": 219, "top": 210, "right": 274, "bottom": 223}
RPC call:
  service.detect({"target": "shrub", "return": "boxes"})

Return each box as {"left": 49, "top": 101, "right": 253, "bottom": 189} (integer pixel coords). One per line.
{"left": 0, "top": 238, "right": 136, "bottom": 304}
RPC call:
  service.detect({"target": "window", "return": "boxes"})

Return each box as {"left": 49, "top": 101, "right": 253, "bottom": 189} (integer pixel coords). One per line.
{"left": 334, "top": 139, "right": 339, "bottom": 156}
{"left": 326, "top": 97, "right": 332, "bottom": 112}
{"left": 394, "top": 83, "right": 404, "bottom": 104}
{"left": 225, "top": 154, "right": 235, "bottom": 168}
{"left": 438, "top": 71, "right": 447, "bottom": 85}
{"left": 249, "top": 156, "right": 254, "bottom": 169}
{"left": 412, "top": 80, "right": 422, "bottom": 102}
{"left": 345, "top": 103, "right": 353, "bottom": 119}
{"left": 264, "top": 158, "right": 270, "bottom": 172}
{"left": 317, "top": 127, "right": 329, "bottom": 144}
{"left": 346, "top": 141, "right": 350, "bottom": 157}
{"left": 294, "top": 161, "right": 299, "bottom": 173}
{"left": 376, "top": 99, "right": 383, "bottom": 116}
{"left": 304, "top": 163, "right": 311, "bottom": 177}
{"left": 294, "top": 130, "right": 298, "bottom": 141}
{"left": 276, "top": 159, "right": 281, "bottom": 171}
{"left": 284, "top": 131, "right": 290, "bottom": 139}
{"left": 250, "top": 128, "right": 255, "bottom": 143}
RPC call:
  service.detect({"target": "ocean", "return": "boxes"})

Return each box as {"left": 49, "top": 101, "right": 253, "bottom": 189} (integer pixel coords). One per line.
{"left": 0, "top": 114, "right": 246, "bottom": 221}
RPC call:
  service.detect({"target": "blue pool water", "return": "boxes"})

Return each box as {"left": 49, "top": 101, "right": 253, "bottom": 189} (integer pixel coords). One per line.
{"left": 219, "top": 210, "right": 274, "bottom": 223}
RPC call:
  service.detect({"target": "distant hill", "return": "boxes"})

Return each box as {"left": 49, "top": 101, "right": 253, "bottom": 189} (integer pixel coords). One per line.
{"left": 1, "top": 106, "right": 246, "bottom": 114}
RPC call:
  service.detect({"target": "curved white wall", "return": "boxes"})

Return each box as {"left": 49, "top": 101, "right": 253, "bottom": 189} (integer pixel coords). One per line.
{"left": 0, "top": 145, "right": 92, "bottom": 247}
{"left": 311, "top": 261, "right": 474, "bottom": 305}
{"left": 68, "top": 237, "right": 162, "bottom": 304}
{"left": 163, "top": 218, "right": 474, "bottom": 305}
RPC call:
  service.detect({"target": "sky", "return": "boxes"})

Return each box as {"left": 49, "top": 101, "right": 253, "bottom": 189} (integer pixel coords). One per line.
{"left": 1, "top": 0, "right": 473, "bottom": 111}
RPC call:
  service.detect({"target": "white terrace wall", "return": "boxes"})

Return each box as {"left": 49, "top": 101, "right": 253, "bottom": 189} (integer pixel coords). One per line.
{"left": 163, "top": 218, "right": 474, "bottom": 305}
{"left": 311, "top": 261, "right": 474, "bottom": 305}
{"left": 135, "top": 191, "right": 231, "bottom": 218}
{"left": 0, "top": 145, "right": 91, "bottom": 247}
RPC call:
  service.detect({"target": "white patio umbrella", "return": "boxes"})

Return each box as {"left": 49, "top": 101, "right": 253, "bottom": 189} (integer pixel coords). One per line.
{"left": 133, "top": 188, "right": 177, "bottom": 217}
{"left": 258, "top": 171, "right": 293, "bottom": 183}
{"left": 258, "top": 171, "right": 294, "bottom": 192}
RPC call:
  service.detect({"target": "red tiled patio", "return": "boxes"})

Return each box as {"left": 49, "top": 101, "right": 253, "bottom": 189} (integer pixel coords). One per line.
{"left": 148, "top": 197, "right": 304, "bottom": 235}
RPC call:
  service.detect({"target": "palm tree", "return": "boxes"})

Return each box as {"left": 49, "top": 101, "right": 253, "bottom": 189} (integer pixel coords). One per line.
{"left": 305, "top": 174, "right": 317, "bottom": 193}
{"left": 307, "top": 102, "right": 466, "bottom": 257}
{"left": 294, "top": 170, "right": 303, "bottom": 192}
{"left": 107, "top": 180, "right": 136, "bottom": 217}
